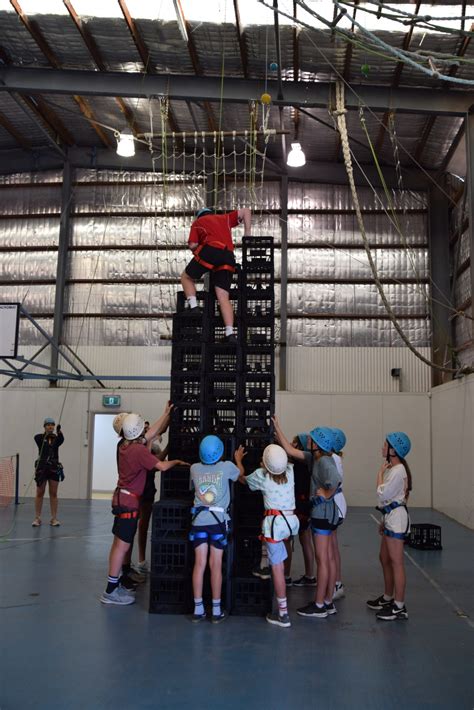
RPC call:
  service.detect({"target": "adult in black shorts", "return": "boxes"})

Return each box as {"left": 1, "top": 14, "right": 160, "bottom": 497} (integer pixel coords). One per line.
{"left": 32, "top": 417, "right": 64, "bottom": 527}
{"left": 180, "top": 207, "right": 251, "bottom": 343}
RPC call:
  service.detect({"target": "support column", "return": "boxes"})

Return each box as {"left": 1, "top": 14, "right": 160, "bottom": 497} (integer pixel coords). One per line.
{"left": 50, "top": 159, "right": 73, "bottom": 386}
{"left": 428, "top": 181, "right": 452, "bottom": 387}
{"left": 466, "top": 111, "right": 474, "bottom": 356}
{"left": 279, "top": 175, "right": 288, "bottom": 391}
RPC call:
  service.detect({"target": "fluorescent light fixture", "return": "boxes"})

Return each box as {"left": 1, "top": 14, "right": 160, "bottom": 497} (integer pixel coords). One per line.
{"left": 116, "top": 129, "right": 135, "bottom": 158}
{"left": 287, "top": 142, "right": 306, "bottom": 168}
{"left": 173, "top": 0, "right": 189, "bottom": 42}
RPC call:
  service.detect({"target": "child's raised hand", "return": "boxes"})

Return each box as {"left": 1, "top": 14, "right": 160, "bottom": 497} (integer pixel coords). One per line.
{"left": 178, "top": 460, "right": 190, "bottom": 466}
{"left": 234, "top": 445, "right": 246, "bottom": 462}
{"left": 164, "top": 401, "right": 174, "bottom": 416}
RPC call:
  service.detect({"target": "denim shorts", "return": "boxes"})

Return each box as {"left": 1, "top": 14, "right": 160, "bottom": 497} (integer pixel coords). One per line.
{"left": 265, "top": 540, "right": 288, "bottom": 565}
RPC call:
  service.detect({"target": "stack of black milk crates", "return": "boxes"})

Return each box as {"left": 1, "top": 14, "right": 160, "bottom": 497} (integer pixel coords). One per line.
{"left": 231, "top": 237, "right": 275, "bottom": 616}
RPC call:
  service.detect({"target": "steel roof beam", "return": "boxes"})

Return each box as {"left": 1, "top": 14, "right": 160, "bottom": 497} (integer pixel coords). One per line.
{"left": 1, "top": 67, "right": 472, "bottom": 116}
{"left": 0, "top": 145, "right": 435, "bottom": 189}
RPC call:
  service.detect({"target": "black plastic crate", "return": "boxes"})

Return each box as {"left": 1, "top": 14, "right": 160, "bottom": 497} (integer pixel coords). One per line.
{"left": 244, "top": 324, "right": 274, "bottom": 346}
{"left": 241, "top": 298, "right": 274, "bottom": 320}
{"left": 160, "top": 466, "right": 193, "bottom": 500}
{"left": 206, "top": 376, "right": 239, "bottom": 405}
{"left": 176, "top": 290, "right": 210, "bottom": 314}
{"left": 242, "top": 244, "right": 274, "bottom": 273}
{"left": 237, "top": 434, "right": 272, "bottom": 469}
{"left": 170, "top": 405, "right": 202, "bottom": 434}
{"left": 206, "top": 344, "right": 241, "bottom": 375}
{"left": 232, "top": 507, "right": 263, "bottom": 529}
{"left": 242, "top": 405, "right": 273, "bottom": 435}
{"left": 243, "top": 282, "right": 274, "bottom": 300}
{"left": 152, "top": 500, "right": 190, "bottom": 537}
{"left": 151, "top": 538, "right": 193, "bottom": 575}
{"left": 172, "top": 313, "right": 207, "bottom": 343}
{"left": 205, "top": 406, "right": 239, "bottom": 436}
{"left": 170, "top": 375, "right": 203, "bottom": 406}
{"left": 209, "top": 318, "right": 241, "bottom": 344}
{"left": 243, "top": 348, "right": 274, "bottom": 375}
{"left": 172, "top": 344, "right": 204, "bottom": 373}
{"left": 408, "top": 523, "right": 442, "bottom": 550}
{"left": 233, "top": 483, "right": 264, "bottom": 513}
{"left": 243, "top": 379, "right": 274, "bottom": 405}
{"left": 167, "top": 435, "right": 200, "bottom": 463}
{"left": 231, "top": 576, "right": 272, "bottom": 616}
{"left": 149, "top": 576, "right": 193, "bottom": 614}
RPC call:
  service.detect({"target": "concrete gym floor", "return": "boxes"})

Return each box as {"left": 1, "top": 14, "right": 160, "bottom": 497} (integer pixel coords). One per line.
{"left": 1, "top": 501, "right": 472, "bottom": 710}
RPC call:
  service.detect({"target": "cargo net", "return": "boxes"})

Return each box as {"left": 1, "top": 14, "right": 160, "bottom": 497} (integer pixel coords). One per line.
{"left": 0, "top": 455, "right": 16, "bottom": 537}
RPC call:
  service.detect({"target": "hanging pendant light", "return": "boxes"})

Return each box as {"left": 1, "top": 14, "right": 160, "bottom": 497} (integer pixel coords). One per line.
{"left": 287, "top": 142, "right": 306, "bottom": 167}
{"left": 116, "top": 129, "right": 135, "bottom": 158}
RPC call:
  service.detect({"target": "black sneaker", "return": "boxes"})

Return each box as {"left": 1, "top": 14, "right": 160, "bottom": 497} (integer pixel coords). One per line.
{"left": 185, "top": 306, "right": 203, "bottom": 315}
{"left": 285, "top": 576, "right": 293, "bottom": 587}
{"left": 296, "top": 602, "right": 328, "bottom": 619}
{"left": 119, "top": 575, "right": 138, "bottom": 592}
{"left": 366, "top": 594, "right": 394, "bottom": 611}
{"left": 324, "top": 602, "right": 337, "bottom": 615}
{"left": 211, "top": 611, "right": 227, "bottom": 624}
{"left": 252, "top": 565, "right": 271, "bottom": 580}
{"left": 223, "top": 333, "right": 237, "bottom": 344}
{"left": 191, "top": 612, "right": 207, "bottom": 623}
{"left": 266, "top": 612, "right": 291, "bottom": 628}
{"left": 377, "top": 603, "right": 408, "bottom": 621}
{"left": 293, "top": 575, "right": 317, "bottom": 587}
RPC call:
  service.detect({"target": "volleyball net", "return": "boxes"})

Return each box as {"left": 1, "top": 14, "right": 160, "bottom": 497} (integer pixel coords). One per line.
{"left": 0, "top": 454, "right": 19, "bottom": 537}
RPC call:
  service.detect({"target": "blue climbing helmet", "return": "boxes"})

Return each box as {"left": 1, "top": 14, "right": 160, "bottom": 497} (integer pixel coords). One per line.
{"left": 199, "top": 435, "right": 224, "bottom": 465}
{"left": 331, "top": 428, "right": 347, "bottom": 453}
{"left": 297, "top": 433, "right": 309, "bottom": 450}
{"left": 195, "top": 207, "right": 213, "bottom": 219}
{"left": 309, "top": 426, "right": 334, "bottom": 453}
{"left": 386, "top": 431, "right": 411, "bottom": 459}
{"left": 44, "top": 417, "right": 55, "bottom": 426}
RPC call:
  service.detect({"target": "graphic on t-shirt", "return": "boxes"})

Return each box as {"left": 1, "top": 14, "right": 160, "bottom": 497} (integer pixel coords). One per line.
{"left": 198, "top": 482, "right": 218, "bottom": 505}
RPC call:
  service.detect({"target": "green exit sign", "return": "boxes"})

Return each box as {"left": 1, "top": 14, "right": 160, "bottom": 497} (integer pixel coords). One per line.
{"left": 103, "top": 395, "right": 121, "bottom": 408}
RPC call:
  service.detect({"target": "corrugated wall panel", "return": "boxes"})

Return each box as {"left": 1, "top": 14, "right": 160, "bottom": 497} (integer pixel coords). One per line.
{"left": 287, "top": 347, "right": 431, "bottom": 393}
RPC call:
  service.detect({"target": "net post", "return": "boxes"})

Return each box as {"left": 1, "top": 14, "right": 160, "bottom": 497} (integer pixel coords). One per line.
{"left": 15, "top": 453, "right": 19, "bottom": 505}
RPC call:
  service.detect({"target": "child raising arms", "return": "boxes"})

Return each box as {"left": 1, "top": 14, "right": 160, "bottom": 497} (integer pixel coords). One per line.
{"left": 235, "top": 444, "right": 299, "bottom": 628}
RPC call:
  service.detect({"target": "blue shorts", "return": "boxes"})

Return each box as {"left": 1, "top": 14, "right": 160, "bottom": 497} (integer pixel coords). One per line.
{"left": 265, "top": 540, "right": 288, "bottom": 566}
{"left": 190, "top": 523, "right": 228, "bottom": 550}
{"left": 310, "top": 518, "right": 337, "bottom": 535}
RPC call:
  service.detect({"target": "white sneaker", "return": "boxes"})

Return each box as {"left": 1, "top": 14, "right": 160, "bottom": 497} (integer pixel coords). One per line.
{"left": 333, "top": 583, "right": 345, "bottom": 600}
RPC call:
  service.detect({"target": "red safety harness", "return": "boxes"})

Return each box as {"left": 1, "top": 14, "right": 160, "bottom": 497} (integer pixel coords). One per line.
{"left": 192, "top": 241, "right": 236, "bottom": 273}
{"left": 112, "top": 488, "right": 140, "bottom": 519}
{"left": 259, "top": 508, "right": 295, "bottom": 543}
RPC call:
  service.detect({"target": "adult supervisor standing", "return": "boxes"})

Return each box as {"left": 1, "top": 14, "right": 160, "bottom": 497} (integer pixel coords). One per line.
{"left": 180, "top": 207, "right": 251, "bottom": 343}
{"left": 32, "top": 417, "right": 65, "bottom": 527}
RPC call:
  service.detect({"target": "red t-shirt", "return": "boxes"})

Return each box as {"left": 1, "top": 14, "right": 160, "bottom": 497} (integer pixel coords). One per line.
{"left": 117, "top": 442, "right": 159, "bottom": 496}
{"left": 188, "top": 211, "right": 240, "bottom": 252}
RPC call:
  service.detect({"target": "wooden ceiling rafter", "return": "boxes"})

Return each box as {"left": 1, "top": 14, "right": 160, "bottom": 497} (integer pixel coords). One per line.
{"left": 176, "top": 0, "right": 217, "bottom": 132}
{"left": 0, "top": 44, "right": 74, "bottom": 147}
{"left": 0, "top": 108, "right": 31, "bottom": 149}
{"left": 414, "top": 15, "right": 474, "bottom": 166}
{"left": 118, "top": 0, "right": 183, "bottom": 149}
{"left": 9, "top": 0, "right": 111, "bottom": 147}
{"left": 63, "top": 0, "right": 139, "bottom": 137}
{"left": 374, "top": 1, "right": 421, "bottom": 155}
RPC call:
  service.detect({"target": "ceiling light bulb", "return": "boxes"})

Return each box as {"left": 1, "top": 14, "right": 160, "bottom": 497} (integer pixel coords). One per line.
{"left": 287, "top": 142, "right": 306, "bottom": 168}
{"left": 116, "top": 129, "right": 135, "bottom": 158}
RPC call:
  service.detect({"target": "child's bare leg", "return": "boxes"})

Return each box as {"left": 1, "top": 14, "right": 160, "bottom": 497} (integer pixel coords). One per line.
{"left": 192, "top": 543, "right": 208, "bottom": 617}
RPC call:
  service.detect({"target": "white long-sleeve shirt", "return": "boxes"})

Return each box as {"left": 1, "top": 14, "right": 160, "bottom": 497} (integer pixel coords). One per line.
{"left": 377, "top": 463, "right": 407, "bottom": 507}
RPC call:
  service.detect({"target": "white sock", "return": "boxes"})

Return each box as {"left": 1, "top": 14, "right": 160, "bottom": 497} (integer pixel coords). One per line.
{"left": 188, "top": 296, "right": 197, "bottom": 309}
{"left": 335, "top": 581, "right": 342, "bottom": 588}
{"left": 212, "top": 599, "right": 221, "bottom": 616}
{"left": 316, "top": 602, "right": 325, "bottom": 609}
{"left": 394, "top": 600, "right": 404, "bottom": 609}
{"left": 324, "top": 599, "right": 332, "bottom": 606}
{"left": 194, "top": 598, "right": 204, "bottom": 615}
{"left": 225, "top": 325, "right": 233, "bottom": 336}
{"left": 277, "top": 596, "right": 288, "bottom": 616}
{"left": 383, "top": 593, "right": 392, "bottom": 601}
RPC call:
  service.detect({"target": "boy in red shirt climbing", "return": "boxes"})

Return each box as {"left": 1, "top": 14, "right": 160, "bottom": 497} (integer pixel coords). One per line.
{"left": 180, "top": 207, "right": 251, "bottom": 343}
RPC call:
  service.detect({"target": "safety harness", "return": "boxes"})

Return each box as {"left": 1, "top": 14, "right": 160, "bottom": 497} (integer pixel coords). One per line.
{"left": 189, "top": 505, "right": 228, "bottom": 546}
{"left": 310, "top": 485, "right": 342, "bottom": 531}
{"left": 376, "top": 501, "right": 410, "bottom": 540}
{"left": 192, "top": 241, "right": 236, "bottom": 274}
{"left": 112, "top": 488, "right": 140, "bottom": 519}
{"left": 259, "top": 509, "right": 295, "bottom": 543}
